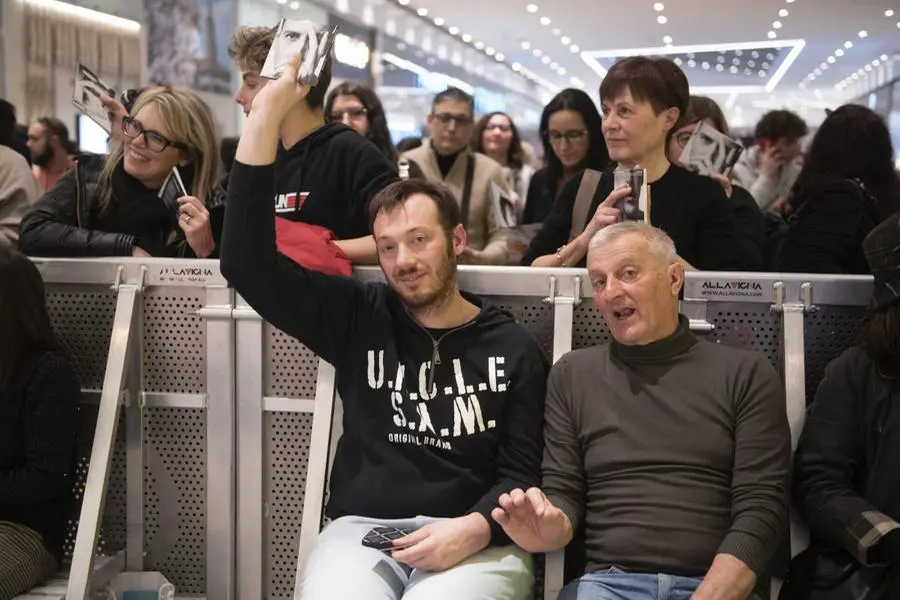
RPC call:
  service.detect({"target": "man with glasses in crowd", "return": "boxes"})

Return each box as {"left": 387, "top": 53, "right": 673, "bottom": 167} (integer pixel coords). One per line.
{"left": 403, "top": 88, "right": 511, "bottom": 265}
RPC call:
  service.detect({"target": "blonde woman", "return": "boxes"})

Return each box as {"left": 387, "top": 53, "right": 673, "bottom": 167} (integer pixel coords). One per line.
{"left": 19, "top": 87, "right": 222, "bottom": 258}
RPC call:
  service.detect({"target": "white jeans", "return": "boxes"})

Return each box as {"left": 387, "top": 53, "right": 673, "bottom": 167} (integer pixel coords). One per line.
{"left": 298, "top": 515, "right": 534, "bottom": 600}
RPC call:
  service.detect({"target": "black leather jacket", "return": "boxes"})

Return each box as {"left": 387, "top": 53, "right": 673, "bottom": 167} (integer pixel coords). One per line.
{"left": 19, "top": 154, "right": 224, "bottom": 258}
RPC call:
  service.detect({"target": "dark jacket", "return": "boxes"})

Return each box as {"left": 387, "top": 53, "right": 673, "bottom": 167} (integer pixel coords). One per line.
{"left": 780, "top": 178, "right": 880, "bottom": 275}
{"left": 0, "top": 351, "right": 80, "bottom": 562}
{"left": 788, "top": 346, "right": 900, "bottom": 594}
{"left": 19, "top": 154, "right": 224, "bottom": 258}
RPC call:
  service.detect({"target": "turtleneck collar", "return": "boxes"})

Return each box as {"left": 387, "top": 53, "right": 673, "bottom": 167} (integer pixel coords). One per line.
{"left": 610, "top": 314, "right": 696, "bottom": 365}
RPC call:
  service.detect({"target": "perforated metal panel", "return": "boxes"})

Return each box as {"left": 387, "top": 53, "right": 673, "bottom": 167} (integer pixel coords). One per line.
{"left": 489, "top": 296, "right": 555, "bottom": 358}
{"left": 803, "top": 305, "right": 867, "bottom": 404}
{"left": 572, "top": 303, "right": 611, "bottom": 350}
{"left": 143, "top": 407, "right": 207, "bottom": 594}
{"left": 265, "top": 327, "right": 319, "bottom": 399}
{"left": 142, "top": 289, "right": 206, "bottom": 394}
{"left": 705, "top": 303, "right": 784, "bottom": 374}
{"left": 62, "top": 407, "right": 127, "bottom": 561}
{"left": 45, "top": 285, "right": 117, "bottom": 389}
{"left": 264, "top": 412, "right": 313, "bottom": 600}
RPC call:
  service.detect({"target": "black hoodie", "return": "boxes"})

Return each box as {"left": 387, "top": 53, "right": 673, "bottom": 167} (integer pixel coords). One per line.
{"left": 222, "top": 161, "right": 549, "bottom": 545}
{"left": 273, "top": 122, "right": 398, "bottom": 239}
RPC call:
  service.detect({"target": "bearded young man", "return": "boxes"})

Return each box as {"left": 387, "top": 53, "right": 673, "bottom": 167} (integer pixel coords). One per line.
{"left": 220, "top": 55, "right": 548, "bottom": 600}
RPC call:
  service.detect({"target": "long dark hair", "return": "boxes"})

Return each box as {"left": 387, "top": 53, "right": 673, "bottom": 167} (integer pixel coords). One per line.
{"left": 789, "top": 104, "right": 900, "bottom": 220}
{"left": 325, "top": 82, "right": 397, "bottom": 162}
{"left": 863, "top": 302, "right": 900, "bottom": 378}
{"left": 0, "top": 251, "right": 60, "bottom": 386}
{"left": 539, "top": 88, "right": 610, "bottom": 193}
{"left": 471, "top": 111, "right": 526, "bottom": 170}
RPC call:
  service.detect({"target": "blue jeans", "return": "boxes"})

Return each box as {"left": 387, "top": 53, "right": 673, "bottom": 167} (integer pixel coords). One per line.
{"left": 559, "top": 567, "right": 703, "bottom": 600}
{"left": 298, "top": 515, "right": 533, "bottom": 600}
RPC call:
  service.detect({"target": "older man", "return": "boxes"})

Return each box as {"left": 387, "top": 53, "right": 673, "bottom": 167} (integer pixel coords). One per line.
{"left": 493, "top": 222, "right": 791, "bottom": 600}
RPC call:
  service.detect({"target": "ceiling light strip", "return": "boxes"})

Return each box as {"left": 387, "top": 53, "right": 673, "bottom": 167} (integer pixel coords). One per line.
{"left": 24, "top": 0, "right": 140, "bottom": 32}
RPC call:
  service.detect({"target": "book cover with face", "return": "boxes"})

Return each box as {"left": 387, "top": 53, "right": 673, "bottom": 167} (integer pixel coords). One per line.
{"left": 681, "top": 121, "right": 744, "bottom": 176}
{"left": 613, "top": 168, "right": 650, "bottom": 224}
{"left": 259, "top": 20, "right": 337, "bottom": 86}
{"left": 73, "top": 64, "right": 116, "bottom": 133}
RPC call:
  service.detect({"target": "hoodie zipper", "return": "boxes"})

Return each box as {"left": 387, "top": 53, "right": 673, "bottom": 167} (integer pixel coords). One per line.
{"left": 406, "top": 312, "right": 478, "bottom": 392}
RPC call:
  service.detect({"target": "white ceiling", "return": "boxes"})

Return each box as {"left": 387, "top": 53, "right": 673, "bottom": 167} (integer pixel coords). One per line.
{"left": 388, "top": 0, "right": 900, "bottom": 128}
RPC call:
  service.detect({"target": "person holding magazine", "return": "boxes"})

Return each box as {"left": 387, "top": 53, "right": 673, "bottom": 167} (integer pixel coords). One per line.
{"left": 667, "top": 96, "right": 765, "bottom": 271}
{"left": 522, "top": 57, "right": 752, "bottom": 272}
{"left": 19, "top": 87, "right": 223, "bottom": 258}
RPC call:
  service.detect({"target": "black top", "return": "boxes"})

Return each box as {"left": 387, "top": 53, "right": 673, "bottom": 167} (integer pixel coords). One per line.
{"left": 793, "top": 346, "right": 900, "bottom": 567}
{"left": 221, "top": 161, "right": 549, "bottom": 545}
{"left": 522, "top": 167, "right": 558, "bottom": 225}
{"left": 521, "top": 165, "right": 754, "bottom": 270}
{"left": 0, "top": 351, "right": 80, "bottom": 562}
{"left": 273, "top": 123, "right": 398, "bottom": 240}
{"left": 19, "top": 154, "right": 224, "bottom": 258}
{"left": 780, "top": 178, "right": 879, "bottom": 275}
{"left": 731, "top": 184, "right": 765, "bottom": 271}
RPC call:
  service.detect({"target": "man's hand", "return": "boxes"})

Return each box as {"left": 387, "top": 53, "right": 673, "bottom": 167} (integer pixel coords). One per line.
{"left": 690, "top": 553, "right": 756, "bottom": 600}
{"left": 459, "top": 247, "right": 491, "bottom": 265}
{"left": 178, "top": 196, "right": 215, "bottom": 258}
{"left": 491, "top": 487, "right": 572, "bottom": 553}
{"left": 247, "top": 53, "right": 311, "bottom": 124}
{"left": 758, "top": 144, "right": 785, "bottom": 179}
{"left": 131, "top": 247, "right": 150, "bottom": 258}
{"left": 390, "top": 513, "right": 490, "bottom": 572}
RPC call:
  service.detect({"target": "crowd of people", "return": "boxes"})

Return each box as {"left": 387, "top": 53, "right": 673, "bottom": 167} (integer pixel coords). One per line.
{"left": 1, "top": 18, "right": 900, "bottom": 600}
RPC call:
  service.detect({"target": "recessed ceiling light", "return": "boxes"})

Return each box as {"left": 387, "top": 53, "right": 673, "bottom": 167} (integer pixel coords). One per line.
{"left": 496, "top": 53, "right": 505, "bottom": 61}
{"left": 521, "top": 40, "right": 531, "bottom": 49}
{"left": 540, "top": 16, "right": 551, "bottom": 25}
{"left": 485, "top": 47, "right": 495, "bottom": 55}
{"left": 558, "top": 67, "right": 567, "bottom": 75}
{"left": 533, "top": 48, "right": 542, "bottom": 57}
{"left": 844, "top": 40, "right": 853, "bottom": 49}
{"left": 416, "top": 7, "right": 427, "bottom": 16}
{"left": 663, "top": 35, "right": 673, "bottom": 44}
{"left": 462, "top": 33, "right": 472, "bottom": 42}
{"left": 552, "top": 27, "right": 561, "bottom": 35}
{"left": 657, "top": 15, "right": 667, "bottom": 24}
{"left": 730, "top": 65, "right": 738, "bottom": 73}
{"left": 767, "top": 30, "right": 777, "bottom": 39}
{"left": 561, "top": 36, "right": 571, "bottom": 44}
{"left": 882, "top": 54, "right": 889, "bottom": 61}
{"left": 653, "top": 2, "right": 665, "bottom": 10}
{"left": 541, "top": 56, "right": 551, "bottom": 64}
{"left": 526, "top": 4, "right": 538, "bottom": 12}
{"left": 858, "top": 30, "right": 867, "bottom": 38}
{"left": 778, "top": 8, "right": 788, "bottom": 16}
{"left": 715, "top": 64, "right": 724, "bottom": 71}
{"left": 786, "top": 0, "right": 795, "bottom": 3}
{"left": 433, "top": 17, "right": 444, "bottom": 25}
{"left": 835, "top": 48, "right": 844, "bottom": 56}
{"left": 474, "top": 41, "right": 484, "bottom": 49}
{"left": 865, "top": 64, "right": 872, "bottom": 71}
{"left": 773, "top": 21, "right": 782, "bottom": 28}
{"left": 448, "top": 26, "right": 459, "bottom": 35}
{"left": 550, "top": 61, "right": 559, "bottom": 69}
{"left": 897, "top": 21, "right": 900, "bottom": 28}
{"left": 873, "top": 59, "right": 880, "bottom": 66}
{"left": 701, "top": 61, "right": 710, "bottom": 70}
{"left": 289, "top": 0, "right": 299, "bottom": 7}
{"left": 827, "top": 56, "right": 835, "bottom": 63}
{"left": 512, "top": 62, "right": 521, "bottom": 71}
{"left": 276, "top": 0, "right": 287, "bottom": 4}
{"left": 885, "top": 9, "right": 895, "bottom": 17}
{"left": 570, "top": 44, "right": 580, "bottom": 53}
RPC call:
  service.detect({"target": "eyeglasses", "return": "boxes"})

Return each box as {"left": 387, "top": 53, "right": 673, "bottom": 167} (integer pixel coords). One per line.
{"left": 547, "top": 130, "right": 587, "bottom": 145}
{"left": 432, "top": 113, "right": 473, "bottom": 126}
{"left": 122, "top": 117, "right": 189, "bottom": 153}
{"left": 329, "top": 107, "right": 368, "bottom": 122}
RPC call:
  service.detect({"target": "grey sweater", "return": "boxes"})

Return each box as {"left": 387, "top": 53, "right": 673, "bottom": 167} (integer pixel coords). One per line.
{"left": 543, "top": 317, "right": 790, "bottom": 577}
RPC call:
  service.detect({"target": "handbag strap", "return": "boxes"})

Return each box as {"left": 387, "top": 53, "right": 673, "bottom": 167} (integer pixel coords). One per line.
{"left": 460, "top": 152, "right": 476, "bottom": 228}
{"left": 569, "top": 169, "right": 603, "bottom": 242}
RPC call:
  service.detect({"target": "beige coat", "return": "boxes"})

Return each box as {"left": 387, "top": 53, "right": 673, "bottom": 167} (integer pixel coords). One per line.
{"left": 403, "top": 145, "right": 510, "bottom": 265}
{"left": 0, "top": 146, "right": 41, "bottom": 252}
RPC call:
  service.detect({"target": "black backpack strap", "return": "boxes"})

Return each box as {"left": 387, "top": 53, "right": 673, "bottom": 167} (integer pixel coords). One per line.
{"left": 460, "top": 152, "right": 476, "bottom": 228}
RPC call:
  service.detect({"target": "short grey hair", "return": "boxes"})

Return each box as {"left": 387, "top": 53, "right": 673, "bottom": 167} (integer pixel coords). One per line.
{"left": 588, "top": 222, "right": 678, "bottom": 264}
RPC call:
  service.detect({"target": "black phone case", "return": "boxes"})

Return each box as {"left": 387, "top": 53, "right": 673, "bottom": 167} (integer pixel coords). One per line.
{"left": 360, "top": 526, "right": 412, "bottom": 552}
